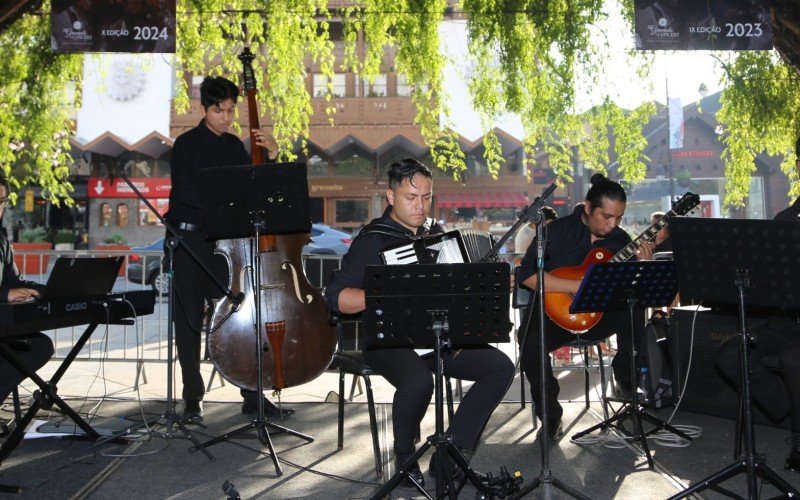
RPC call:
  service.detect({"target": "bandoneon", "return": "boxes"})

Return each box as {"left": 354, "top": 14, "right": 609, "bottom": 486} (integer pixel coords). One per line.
{"left": 380, "top": 229, "right": 496, "bottom": 265}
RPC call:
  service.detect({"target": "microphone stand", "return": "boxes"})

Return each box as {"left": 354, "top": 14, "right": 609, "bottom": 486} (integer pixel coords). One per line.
{"left": 93, "top": 173, "right": 242, "bottom": 459}
{"left": 510, "top": 185, "right": 589, "bottom": 500}
{"left": 480, "top": 183, "right": 556, "bottom": 263}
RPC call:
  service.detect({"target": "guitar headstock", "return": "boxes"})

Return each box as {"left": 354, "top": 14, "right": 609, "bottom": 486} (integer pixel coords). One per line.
{"left": 669, "top": 192, "right": 701, "bottom": 217}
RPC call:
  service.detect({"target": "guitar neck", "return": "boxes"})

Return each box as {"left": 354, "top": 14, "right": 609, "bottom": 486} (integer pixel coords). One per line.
{"left": 611, "top": 209, "right": 675, "bottom": 262}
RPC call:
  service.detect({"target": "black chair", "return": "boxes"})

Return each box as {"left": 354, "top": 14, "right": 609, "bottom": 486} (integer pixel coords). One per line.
{"left": 513, "top": 266, "right": 611, "bottom": 420}
{"left": 328, "top": 310, "right": 383, "bottom": 477}
{"left": 328, "top": 311, "right": 459, "bottom": 478}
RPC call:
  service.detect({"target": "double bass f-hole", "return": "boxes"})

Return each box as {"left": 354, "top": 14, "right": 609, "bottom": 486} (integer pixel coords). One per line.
{"left": 280, "top": 262, "right": 313, "bottom": 304}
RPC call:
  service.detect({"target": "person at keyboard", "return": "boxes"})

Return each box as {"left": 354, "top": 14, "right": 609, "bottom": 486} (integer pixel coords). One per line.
{"left": 0, "top": 174, "right": 54, "bottom": 408}
{"left": 325, "top": 158, "right": 515, "bottom": 487}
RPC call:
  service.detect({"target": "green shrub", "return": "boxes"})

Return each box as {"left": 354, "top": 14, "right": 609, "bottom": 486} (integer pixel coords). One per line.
{"left": 52, "top": 229, "right": 76, "bottom": 245}
{"left": 104, "top": 233, "right": 127, "bottom": 245}
{"left": 20, "top": 227, "right": 47, "bottom": 243}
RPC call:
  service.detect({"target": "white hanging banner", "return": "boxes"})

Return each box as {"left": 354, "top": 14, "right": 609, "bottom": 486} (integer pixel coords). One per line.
{"left": 668, "top": 97, "right": 684, "bottom": 150}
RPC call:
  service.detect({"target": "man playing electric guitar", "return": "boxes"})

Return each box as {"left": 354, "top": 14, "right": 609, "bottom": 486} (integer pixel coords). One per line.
{"left": 517, "top": 174, "right": 654, "bottom": 439}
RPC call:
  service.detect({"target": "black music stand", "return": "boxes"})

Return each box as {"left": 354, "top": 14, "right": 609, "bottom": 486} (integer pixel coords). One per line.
{"left": 94, "top": 174, "right": 227, "bottom": 460}
{"left": 196, "top": 162, "right": 313, "bottom": 476}
{"left": 569, "top": 260, "right": 691, "bottom": 469}
{"left": 666, "top": 217, "right": 800, "bottom": 499}
{"left": 363, "top": 262, "right": 512, "bottom": 500}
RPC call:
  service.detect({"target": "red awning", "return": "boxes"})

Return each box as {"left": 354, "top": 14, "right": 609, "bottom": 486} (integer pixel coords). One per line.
{"left": 435, "top": 192, "right": 527, "bottom": 209}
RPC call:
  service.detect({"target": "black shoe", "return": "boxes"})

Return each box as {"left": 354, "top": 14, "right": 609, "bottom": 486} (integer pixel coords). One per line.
{"left": 786, "top": 433, "right": 800, "bottom": 472}
{"left": 396, "top": 451, "right": 425, "bottom": 488}
{"left": 241, "top": 397, "right": 295, "bottom": 418}
{"left": 183, "top": 400, "right": 203, "bottom": 423}
{"left": 536, "top": 417, "right": 563, "bottom": 441}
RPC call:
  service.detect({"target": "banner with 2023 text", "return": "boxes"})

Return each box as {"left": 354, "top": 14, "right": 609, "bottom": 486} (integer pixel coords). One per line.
{"left": 634, "top": 0, "right": 772, "bottom": 51}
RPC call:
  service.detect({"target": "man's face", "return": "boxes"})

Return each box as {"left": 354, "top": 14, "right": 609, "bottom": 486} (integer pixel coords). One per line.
{"left": 387, "top": 174, "right": 432, "bottom": 232}
{"left": 202, "top": 98, "right": 236, "bottom": 136}
{"left": 584, "top": 198, "right": 625, "bottom": 238}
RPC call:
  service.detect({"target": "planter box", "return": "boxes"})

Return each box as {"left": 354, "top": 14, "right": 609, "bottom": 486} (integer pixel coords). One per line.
{"left": 11, "top": 242, "right": 52, "bottom": 276}
{"left": 95, "top": 244, "right": 131, "bottom": 276}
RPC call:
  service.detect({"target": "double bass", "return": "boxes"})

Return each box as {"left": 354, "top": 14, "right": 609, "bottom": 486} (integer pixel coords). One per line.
{"left": 207, "top": 47, "right": 336, "bottom": 395}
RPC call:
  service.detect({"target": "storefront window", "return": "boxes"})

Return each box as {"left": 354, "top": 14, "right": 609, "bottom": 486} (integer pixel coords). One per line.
{"left": 335, "top": 199, "right": 369, "bottom": 226}
{"left": 336, "top": 154, "right": 373, "bottom": 177}
{"left": 307, "top": 155, "right": 328, "bottom": 177}
{"left": 100, "top": 203, "right": 112, "bottom": 227}
{"left": 313, "top": 73, "right": 346, "bottom": 98}
{"left": 139, "top": 199, "right": 169, "bottom": 226}
{"left": 397, "top": 74, "right": 412, "bottom": 97}
{"left": 367, "top": 74, "right": 387, "bottom": 97}
{"left": 116, "top": 203, "right": 129, "bottom": 227}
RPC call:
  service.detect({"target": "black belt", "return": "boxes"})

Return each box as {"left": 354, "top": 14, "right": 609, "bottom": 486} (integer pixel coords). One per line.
{"left": 175, "top": 222, "right": 203, "bottom": 232}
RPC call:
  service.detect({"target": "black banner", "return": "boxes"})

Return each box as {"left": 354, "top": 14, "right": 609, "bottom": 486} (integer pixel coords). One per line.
{"left": 634, "top": 0, "right": 772, "bottom": 51}
{"left": 51, "top": 0, "right": 176, "bottom": 53}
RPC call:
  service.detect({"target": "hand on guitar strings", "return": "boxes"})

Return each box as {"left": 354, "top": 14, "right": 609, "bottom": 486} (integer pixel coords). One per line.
{"left": 635, "top": 241, "right": 656, "bottom": 261}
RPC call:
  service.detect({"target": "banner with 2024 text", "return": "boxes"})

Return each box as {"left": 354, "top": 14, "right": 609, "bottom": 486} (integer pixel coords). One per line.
{"left": 51, "top": 0, "right": 176, "bottom": 53}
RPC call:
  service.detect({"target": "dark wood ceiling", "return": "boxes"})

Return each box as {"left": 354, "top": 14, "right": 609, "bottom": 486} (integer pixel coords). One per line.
{"left": 0, "top": 0, "right": 40, "bottom": 34}
{"left": 773, "top": 0, "right": 800, "bottom": 75}
{"left": 2, "top": 1, "right": 799, "bottom": 76}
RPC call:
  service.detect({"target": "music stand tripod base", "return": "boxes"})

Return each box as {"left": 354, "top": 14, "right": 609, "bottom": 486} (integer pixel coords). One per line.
{"left": 567, "top": 261, "right": 689, "bottom": 469}
{"left": 363, "top": 263, "right": 512, "bottom": 500}
{"left": 667, "top": 217, "right": 800, "bottom": 499}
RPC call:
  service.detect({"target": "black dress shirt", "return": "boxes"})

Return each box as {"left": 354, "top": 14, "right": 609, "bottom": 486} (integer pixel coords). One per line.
{"left": 165, "top": 120, "right": 250, "bottom": 225}
{"left": 0, "top": 235, "right": 43, "bottom": 302}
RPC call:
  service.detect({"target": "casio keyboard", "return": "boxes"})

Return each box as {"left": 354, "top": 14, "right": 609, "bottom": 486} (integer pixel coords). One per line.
{"left": 0, "top": 290, "right": 156, "bottom": 337}
{"left": 0, "top": 290, "right": 156, "bottom": 465}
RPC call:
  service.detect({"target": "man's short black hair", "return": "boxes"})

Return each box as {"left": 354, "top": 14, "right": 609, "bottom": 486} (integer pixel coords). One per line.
{"left": 387, "top": 158, "right": 432, "bottom": 190}
{"left": 0, "top": 174, "right": 9, "bottom": 193}
{"left": 200, "top": 76, "right": 240, "bottom": 110}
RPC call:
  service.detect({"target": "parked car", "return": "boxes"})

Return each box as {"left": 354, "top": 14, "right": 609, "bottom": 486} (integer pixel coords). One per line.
{"left": 302, "top": 223, "right": 352, "bottom": 255}
{"left": 127, "top": 238, "right": 168, "bottom": 296}
{"left": 127, "top": 224, "right": 350, "bottom": 295}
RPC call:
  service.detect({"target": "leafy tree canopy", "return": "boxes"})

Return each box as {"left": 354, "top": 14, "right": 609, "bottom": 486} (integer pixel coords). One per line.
{"left": 1, "top": 0, "right": 798, "bottom": 208}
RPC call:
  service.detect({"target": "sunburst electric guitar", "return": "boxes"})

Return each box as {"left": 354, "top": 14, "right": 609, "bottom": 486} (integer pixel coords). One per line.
{"left": 544, "top": 192, "right": 700, "bottom": 332}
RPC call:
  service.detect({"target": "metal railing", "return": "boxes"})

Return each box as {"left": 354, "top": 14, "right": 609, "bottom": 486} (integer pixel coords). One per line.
{"left": 14, "top": 249, "right": 560, "bottom": 373}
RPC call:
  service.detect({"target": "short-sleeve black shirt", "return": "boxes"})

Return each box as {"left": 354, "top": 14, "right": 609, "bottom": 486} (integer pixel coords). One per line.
{"left": 325, "top": 207, "right": 442, "bottom": 313}
{"left": 517, "top": 211, "right": 632, "bottom": 284}
{"left": 165, "top": 120, "right": 250, "bottom": 225}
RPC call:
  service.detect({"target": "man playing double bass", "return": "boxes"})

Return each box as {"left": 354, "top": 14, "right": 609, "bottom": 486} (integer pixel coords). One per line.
{"left": 166, "top": 76, "right": 290, "bottom": 422}
{"left": 517, "top": 173, "right": 654, "bottom": 439}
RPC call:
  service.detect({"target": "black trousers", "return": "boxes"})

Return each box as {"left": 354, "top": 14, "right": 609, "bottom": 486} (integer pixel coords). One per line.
{"left": 715, "top": 315, "right": 800, "bottom": 433}
{"left": 0, "top": 334, "right": 54, "bottom": 404}
{"left": 363, "top": 344, "right": 515, "bottom": 454}
{"left": 168, "top": 229, "right": 226, "bottom": 402}
{"left": 519, "top": 306, "right": 643, "bottom": 421}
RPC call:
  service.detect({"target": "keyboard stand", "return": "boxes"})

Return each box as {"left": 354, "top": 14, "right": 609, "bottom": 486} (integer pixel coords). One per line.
{"left": 0, "top": 320, "right": 131, "bottom": 466}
